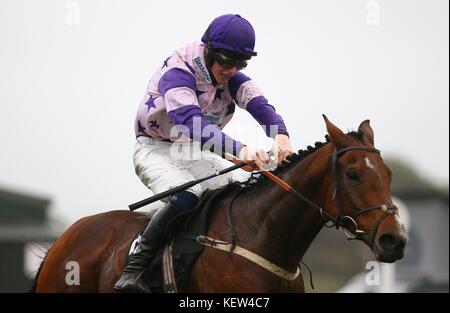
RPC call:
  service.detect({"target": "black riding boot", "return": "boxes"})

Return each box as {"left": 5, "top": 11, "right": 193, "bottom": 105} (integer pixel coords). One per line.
{"left": 113, "top": 202, "right": 180, "bottom": 293}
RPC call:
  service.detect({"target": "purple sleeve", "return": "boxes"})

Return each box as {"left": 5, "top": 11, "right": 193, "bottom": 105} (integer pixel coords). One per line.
{"left": 246, "top": 96, "right": 289, "bottom": 138}
{"left": 168, "top": 105, "right": 245, "bottom": 156}
{"left": 158, "top": 68, "right": 196, "bottom": 96}
{"left": 228, "top": 72, "right": 251, "bottom": 99}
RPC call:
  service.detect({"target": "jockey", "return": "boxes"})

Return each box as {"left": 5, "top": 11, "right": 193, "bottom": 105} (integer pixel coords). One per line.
{"left": 114, "top": 14, "right": 293, "bottom": 292}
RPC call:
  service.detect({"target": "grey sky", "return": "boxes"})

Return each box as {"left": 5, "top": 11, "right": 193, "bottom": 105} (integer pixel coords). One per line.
{"left": 0, "top": 0, "right": 448, "bottom": 224}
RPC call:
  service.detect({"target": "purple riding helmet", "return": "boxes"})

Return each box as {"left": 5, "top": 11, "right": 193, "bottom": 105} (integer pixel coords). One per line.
{"left": 201, "top": 14, "right": 258, "bottom": 58}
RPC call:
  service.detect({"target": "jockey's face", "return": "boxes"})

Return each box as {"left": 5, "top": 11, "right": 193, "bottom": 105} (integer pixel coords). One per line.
{"left": 210, "top": 61, "right": 238, "bottom": 84}
{"left": 206, "top": 48, "right": 249, "bottom": 84}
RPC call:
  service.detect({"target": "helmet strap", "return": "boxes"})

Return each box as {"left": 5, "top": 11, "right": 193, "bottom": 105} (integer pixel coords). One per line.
{"left": 204, "top": 45, "right": 215, "bottom": 68}
{"left": 204, "top": 46, "right": 218, "bottom": 86}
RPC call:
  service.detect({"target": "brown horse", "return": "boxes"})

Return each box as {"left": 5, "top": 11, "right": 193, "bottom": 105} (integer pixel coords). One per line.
{"left": 33, "top": 116, "right": 408, "bottom": 292}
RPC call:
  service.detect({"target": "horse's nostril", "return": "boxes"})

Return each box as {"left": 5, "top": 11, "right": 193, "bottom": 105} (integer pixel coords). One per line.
{"left": 378, "top": 233, "right": 397, "bottom": 251}
{"left": 396, "top": 236, "right": 407, "bottom": 250}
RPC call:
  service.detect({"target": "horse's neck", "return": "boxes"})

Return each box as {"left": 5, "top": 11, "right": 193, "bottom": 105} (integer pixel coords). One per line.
{"left": 236, "top": 144, "right": 334, "bottom": 271}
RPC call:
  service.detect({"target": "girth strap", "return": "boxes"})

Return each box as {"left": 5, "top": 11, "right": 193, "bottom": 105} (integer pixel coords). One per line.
{"left": 196, "top": 235, "right": 301, "bottom": 281}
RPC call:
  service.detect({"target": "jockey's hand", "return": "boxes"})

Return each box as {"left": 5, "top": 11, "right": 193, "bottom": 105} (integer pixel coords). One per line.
{"left": 272, "top": 134, "right": 294, "bottom": 165}
{"left": 238, "top": 146, "right": 271, "bottom": 171}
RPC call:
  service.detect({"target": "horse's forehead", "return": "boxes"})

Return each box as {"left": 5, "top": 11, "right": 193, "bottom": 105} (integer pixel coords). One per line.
{"left": 364, "top": 156, "right": 377, "bottom": 172}
{"left": 346, "top": 150, "right": 390, "bottom": 180}
{"left": 341, "top": 149, "right": 387, "bottom": 172}
{"left": 364, "top": 155, "right": 386, "bottom": 182}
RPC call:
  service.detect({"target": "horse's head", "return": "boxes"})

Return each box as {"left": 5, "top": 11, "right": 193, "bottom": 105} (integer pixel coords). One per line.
{"left": 322, "top": 115, "right": 408, "bottom": 263}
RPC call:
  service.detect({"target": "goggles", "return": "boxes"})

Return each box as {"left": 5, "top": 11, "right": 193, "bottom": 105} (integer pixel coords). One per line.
{"left": 214, "top": 51, "right": 248, "bottom": 70}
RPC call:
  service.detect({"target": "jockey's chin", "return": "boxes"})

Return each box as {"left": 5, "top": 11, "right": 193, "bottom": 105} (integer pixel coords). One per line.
{"left": 216, "top": 72, "right": 233, "bottom": 83}
{"left": 211, "top": 64, "right": 238, "bottom": 84}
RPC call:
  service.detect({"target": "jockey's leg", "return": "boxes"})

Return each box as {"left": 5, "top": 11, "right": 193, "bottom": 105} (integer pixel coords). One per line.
{"left": 132, "top": 139, "right": 204, "bottom": 197}
{"left": 115, "top": 139, "right": 249, "bottom": 292}
{"left": 114, "top": 190, "right": 198, "bottom": 293}
{"left": 115, "top": 139, "right": 204, "bottom": 292}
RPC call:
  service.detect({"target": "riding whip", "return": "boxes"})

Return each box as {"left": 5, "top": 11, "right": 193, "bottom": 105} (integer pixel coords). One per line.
{"left": 128, "top": 160, "right": 250, "bottom": 211}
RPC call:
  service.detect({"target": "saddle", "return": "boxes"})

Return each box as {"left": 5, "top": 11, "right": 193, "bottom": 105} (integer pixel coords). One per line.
{"left": 126, "top": 187, "right": 229, "bottom": 292}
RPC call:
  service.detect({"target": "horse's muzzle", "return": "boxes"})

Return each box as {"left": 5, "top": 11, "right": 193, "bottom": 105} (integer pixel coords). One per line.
{"left": 374, "top": 231, "right": 408, "bottom": 263}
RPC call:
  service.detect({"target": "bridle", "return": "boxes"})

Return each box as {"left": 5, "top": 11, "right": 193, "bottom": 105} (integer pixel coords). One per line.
{"left": 261, "top": 145, "right": 399, "bottom": 247}
{"left": 326, "top": 146, "right": 399, "bottom": 247}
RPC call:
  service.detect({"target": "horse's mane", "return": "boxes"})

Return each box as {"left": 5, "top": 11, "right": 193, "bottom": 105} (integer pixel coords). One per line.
{"left": 223, "top": 131, "right": 363, "bottom": 194}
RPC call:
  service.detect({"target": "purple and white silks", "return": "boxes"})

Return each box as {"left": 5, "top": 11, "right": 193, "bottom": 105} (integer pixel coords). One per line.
{"left": 134, "top": 40, "right": 289, "bottom": 156}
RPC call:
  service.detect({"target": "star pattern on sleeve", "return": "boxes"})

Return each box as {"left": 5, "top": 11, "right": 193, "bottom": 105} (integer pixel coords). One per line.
{"left": 137, "top": 120, "right": 146, "bottom": 134}
{"left": 145, "top": 95, "right": 157, "bottom": 112}
{"left": 161, "top": 57, "right": 171, "bottom": 69}
{"left": 149, "top": 120, "right": 160, "bottom": 129}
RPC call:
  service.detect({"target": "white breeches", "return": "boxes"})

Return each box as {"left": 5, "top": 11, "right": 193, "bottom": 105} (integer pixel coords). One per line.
{"left": 133, "top": 137, "right": 251, "bottom": 200}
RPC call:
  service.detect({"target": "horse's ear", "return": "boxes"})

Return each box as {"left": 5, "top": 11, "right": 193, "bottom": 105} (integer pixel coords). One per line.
{"left": 358, "top": 119, "right": 375, "bottom": 147}
{"left": 322, "top": 114, "right": 349, "bottom": 149}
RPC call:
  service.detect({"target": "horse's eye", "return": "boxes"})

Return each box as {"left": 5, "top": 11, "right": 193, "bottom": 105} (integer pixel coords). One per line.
{"left": 346, "top": 171, "right": 359, "bottom": 181}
